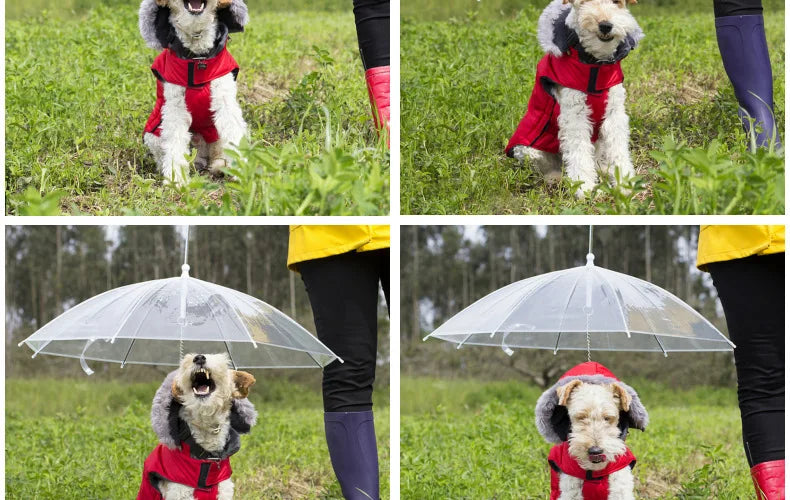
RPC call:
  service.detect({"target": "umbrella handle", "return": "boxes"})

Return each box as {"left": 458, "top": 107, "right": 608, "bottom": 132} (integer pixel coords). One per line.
{"left": 80, "top": 340, "right": 95, "bottom": 376}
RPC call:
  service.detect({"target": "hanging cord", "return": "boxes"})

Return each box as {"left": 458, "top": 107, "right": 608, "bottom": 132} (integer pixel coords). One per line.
{"left": 179, "top": 225, "right": 191, "bottom": 362}
{"left": 586, "top": 225, "right": 593, "bottom": 362}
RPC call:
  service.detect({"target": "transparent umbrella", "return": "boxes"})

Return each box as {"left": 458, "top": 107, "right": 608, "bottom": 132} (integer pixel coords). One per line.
{"left": 425, "top": 227, "right": 734, "bottom": 356}
{"left": 19, "top": 229, "right": 341, "bottom": 374}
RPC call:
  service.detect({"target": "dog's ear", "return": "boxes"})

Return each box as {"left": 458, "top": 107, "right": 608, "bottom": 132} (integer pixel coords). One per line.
{"left": 611, "top": 383, "right": 632, "bottom": 412}
{"left": 218, "top": 0, "right": 233, "bottom": 7}
{"left": 232, "top": 370, "right": 256, "bottom": 399}
{"left": 556, "top": 379, "right": 583, "bottom": 406}
{"left": 171, "top": 377, "right": 184, "bottom": 398}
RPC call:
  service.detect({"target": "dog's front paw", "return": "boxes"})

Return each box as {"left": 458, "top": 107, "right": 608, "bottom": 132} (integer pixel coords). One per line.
{"left": 209, "top": 158, "right": 228, "bottom": 176}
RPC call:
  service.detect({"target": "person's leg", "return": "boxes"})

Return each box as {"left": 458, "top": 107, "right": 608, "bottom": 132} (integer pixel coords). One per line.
{"left": 713, "top": 0, "right": 781, "bottom": 150}
{"left": 708, "top": 253, "right": 784, "bottom": 499}
{"left": 299, "top": 250, "right": 386, "bottom": 500}
{"left": 353, "top": 0, "right": 390, "bottom": 137}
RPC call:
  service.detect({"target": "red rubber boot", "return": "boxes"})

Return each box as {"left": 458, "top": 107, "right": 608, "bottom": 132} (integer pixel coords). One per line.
{"left": 751, "top": 460, "right": 785, "bottom": 500}
{"left": 365, "top": 66, "right": 390, "bottom": 146}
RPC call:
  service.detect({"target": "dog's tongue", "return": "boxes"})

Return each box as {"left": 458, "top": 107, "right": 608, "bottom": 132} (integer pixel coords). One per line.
{"left": 589, "top": 454, "right": 606, "bottom": 464}
{"left": 193, "top": 385, "right": 210, "bottom": 395}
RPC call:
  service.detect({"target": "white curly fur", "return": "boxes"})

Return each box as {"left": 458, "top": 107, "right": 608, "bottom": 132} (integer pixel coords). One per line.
{"left": 158, "top": 353, "right": 244, "bottom": 500}
{"left": 141, "top": 0, "right": 247, "bottom": 186}
{"left": 519, "top": 0, "right": 641, "bottom": 198}
{"left": 554, "top": 382, "right": 636, "bottom": 499}
{"left": 208, "top": 72, "right": 247, "bottom": 173}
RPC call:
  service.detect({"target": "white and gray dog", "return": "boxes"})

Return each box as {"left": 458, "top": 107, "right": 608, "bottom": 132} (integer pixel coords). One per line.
{"left": 535, "top": 362, "right": 649, "bottom": 499}
{"left": 506, "top": 0, "right": 644, "bottom": 197}
{"left": 139, "top": 0, "right": 249, "bottom": 185}
{"left": 137, "top": 353, "right": 257, "bottom": 500}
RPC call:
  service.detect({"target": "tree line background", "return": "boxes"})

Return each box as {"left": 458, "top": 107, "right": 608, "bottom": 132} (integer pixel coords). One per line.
{"left": 5, "top": 225, "right": 390, "bottom": 382}
{"left": 400, "top": 225, "right": 737, "bottom": 387}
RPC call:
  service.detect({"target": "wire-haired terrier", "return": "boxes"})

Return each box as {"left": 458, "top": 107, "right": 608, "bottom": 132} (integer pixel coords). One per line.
{"left": 506, "top": 0, "right": 644, "bottom": 197}
{"left": 536, "top": 362, "right": 649, "bottom": 500}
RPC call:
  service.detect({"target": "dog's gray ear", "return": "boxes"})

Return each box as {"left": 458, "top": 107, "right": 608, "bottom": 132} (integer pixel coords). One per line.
{"left": 556, "top": 379, "right": 583, "bottom": 406}
{"left": 232, "top": 370, "right": 256, "bottom": 399}
{"left": 217, "top": 0, "right": 249, "bottom": 33}
{"left": 139, "top": 0, "right": 172, "bottom": 50}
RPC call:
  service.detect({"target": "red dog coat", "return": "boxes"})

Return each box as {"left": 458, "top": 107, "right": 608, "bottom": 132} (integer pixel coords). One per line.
{"left": 549, "top": 440, "right": 636, "bottom": 500}
{"left": 143, "top": 45, "right": 239, "bottom": 144}
{"left": 505, "top": 48, "right": 624, "bottom": 156}
{"left": 137, "top": 442, "right": 232, "bottom": 500}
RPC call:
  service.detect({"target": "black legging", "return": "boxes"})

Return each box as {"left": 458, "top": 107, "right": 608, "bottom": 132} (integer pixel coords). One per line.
{"left": 299, "top": 249, "right": 390, "bottom": 412}
{"left": 708, "top": 253, "right": 784, "bottom": 466}
{"left": 353, "top": 0, "right": 390, "bottom": 69}
{"left": 714, "top": 0, "right": 761, "bottom": 18}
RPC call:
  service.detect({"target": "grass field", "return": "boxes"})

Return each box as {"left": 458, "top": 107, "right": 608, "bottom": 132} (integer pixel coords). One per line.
{"left": 400, "top": 0, "right": 784, "bottom": 214}
{"left": 6, "top": 378, "right": 390, "bottom": 499}
{"left": 401, "top": 377, "right": 752, "bottom": 499}
{"left": 6, "top": 3, "right": 388, "bottom": 215}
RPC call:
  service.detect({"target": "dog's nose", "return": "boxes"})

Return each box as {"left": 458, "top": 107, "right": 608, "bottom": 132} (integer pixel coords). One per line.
{"left": 598, "top": 21, "right": 613, "bottom": 34}
{"left": 588, "top": 446, "right": 604, "bottom": 455}
{"left": 193, "top": 354, "right": 206, "bottom": 365}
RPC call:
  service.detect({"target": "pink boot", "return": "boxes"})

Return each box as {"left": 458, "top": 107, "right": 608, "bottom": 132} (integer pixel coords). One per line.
{"left": 751, "top": 460, "right": 785, "bottom": 500}
{"left": 365, "top": 66, "right": 390, "bottom": 146}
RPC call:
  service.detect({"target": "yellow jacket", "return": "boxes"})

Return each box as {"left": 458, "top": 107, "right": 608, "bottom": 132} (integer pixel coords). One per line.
{"left": 288, "top": 225, "right": 390, "bottom": 270}
{"left": 697, "top": 225, "right": 785, "bottom": 270}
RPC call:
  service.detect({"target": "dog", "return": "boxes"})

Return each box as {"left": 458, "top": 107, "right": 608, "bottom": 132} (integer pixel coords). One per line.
{"left": 139, "top": 0, "right": 249, "bottom": 186}
{"left": 535, "top": 362, "right": 648, "bottom": 500}
{"left": 137, "top": 353, "right": 257, "bottom": 500}
{"left": 505, "top": 0, "right": 644, "bottom": 197}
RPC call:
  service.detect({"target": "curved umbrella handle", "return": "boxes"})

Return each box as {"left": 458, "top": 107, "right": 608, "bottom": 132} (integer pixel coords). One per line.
{"left": 80, "top": 339, "right": 95, "bottom": 376}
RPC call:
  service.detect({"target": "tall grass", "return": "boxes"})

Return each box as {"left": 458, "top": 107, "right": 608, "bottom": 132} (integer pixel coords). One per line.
{"left": 6, "top": 4, "right": 388, "bottom": 215}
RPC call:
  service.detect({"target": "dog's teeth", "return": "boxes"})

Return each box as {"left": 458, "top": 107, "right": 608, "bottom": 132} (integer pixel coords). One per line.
{"left": 205, "top": 372, "right": 210, "bottom": 380}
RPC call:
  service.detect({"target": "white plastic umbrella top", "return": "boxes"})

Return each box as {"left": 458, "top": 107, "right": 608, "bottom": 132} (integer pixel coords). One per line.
{"left": 19, "top": 263, "right": 341, "bottom": 372}
{"left": 425, "top": 252, "right": 734, "bottom": 355}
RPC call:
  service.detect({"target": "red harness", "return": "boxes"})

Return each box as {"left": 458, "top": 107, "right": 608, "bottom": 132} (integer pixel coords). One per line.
{"left": 549, "top": 441, "right": 636, "bottom": 500}
{"left": 506, "top": 48, "right": 624, "bottom": 155}
{"left": 143, "top": 46, "right": 239, "bottom": 144}
{"left": 136, "top": 442, "right": 232, "bottom": 500}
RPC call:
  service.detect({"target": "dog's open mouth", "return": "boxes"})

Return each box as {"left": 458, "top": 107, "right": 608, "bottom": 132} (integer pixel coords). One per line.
{"left": 191, "top": 368, "right": 215, "bottom": 397}
{"left": 597, "top": 33, "right": 615, "bottom": 42}
{"left": 588, "top": 454, "right": 607, "bottom": 464}
{"left": 184, "top": 0, "right": 206, "bottom": 15}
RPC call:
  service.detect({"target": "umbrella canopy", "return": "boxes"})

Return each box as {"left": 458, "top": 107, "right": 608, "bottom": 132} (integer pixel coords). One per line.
{"left": 425, "top": 253, "right": 734, "bottom": 355}
{"left": 19, "top": 264, "right": 340, "bottom": 372}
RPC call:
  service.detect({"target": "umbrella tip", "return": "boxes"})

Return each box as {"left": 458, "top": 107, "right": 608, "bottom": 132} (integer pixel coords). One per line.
{"left": 586, "top": 253, "right": 595, "bottom": 267}
{"left": 181, "top": 264, "right": 190, "bottom": 276}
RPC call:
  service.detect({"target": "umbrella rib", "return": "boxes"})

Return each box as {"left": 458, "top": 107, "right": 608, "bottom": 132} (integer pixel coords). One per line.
{"left": 219, "top": 281, "right": 343, "bottom": 364}
{"left": 109, "top": 280, "right": 174, "bottom": 344}
{"left": 594, "top": 268, "right": 631, "bottom": 338}
{"left": 553, "top": 332, "right": 562, "bottom": 355}
{"left": 556, "top": 271, "right": 585, "bottom": 339}
{"left": 487, "top": 272, "right": 567, "bottom": 339}
{"left": 193, "top": 280, "right": 258, "bottom": 348}
{"left": 653, "top": 334, "right": 668, "bottom": 357}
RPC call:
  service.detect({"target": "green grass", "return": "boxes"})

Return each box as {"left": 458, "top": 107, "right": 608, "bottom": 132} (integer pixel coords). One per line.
{"left": 401, "top": 377, "right": 753, "bottom": 499}
{"left": 400, "top": 0, "right": 784, "bottom": 214}
{"left": 6, "top": 4, "right": 388, "bottom": 215}
{"left": 6, "top": 378, "right": 390, "bottom": 499}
